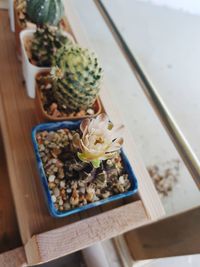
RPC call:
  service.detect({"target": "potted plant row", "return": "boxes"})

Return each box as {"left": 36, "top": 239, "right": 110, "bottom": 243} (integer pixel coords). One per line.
{"left": 17, "top": 0, "right": 138, "bottom": 217}
{"left": 20, "top": 0, "right": 74, "bottom": 98}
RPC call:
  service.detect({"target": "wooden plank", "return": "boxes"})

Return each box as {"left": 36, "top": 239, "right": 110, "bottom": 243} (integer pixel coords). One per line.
{"left": 125, "top": 205, "right": 200, "bottom": 260}
{"left": 0, "top": 130, "right": 22, "bottom": 253}
{"left": 25, "top": 201, "right": 149, "bottom": 264}
{"left": 64, "top": 0, "right": 165, "bottom": 221}
{"left": 0, "top": 247, "right": 26, "bottom": 267}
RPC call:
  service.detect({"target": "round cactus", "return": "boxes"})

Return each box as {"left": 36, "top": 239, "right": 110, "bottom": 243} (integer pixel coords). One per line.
{"left": 51, "top": 44, "right": 103, "bottom": 111}
{"left": 31, "top": 25, "right": 72, "bottom": 67}
{"left": 26, "top": 0, "right": 64, "bottom": 26}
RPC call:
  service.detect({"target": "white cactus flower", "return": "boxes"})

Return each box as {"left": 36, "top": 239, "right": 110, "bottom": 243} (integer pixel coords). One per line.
{"left": 73, "top": 113, "right": 124, "bottom": 168}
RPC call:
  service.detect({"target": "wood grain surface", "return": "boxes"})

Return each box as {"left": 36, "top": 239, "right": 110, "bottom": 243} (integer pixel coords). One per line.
{"left": 0, "top": 247, "right": 26, "bottom": 267}
{"left": 25, "top": 200, "right": 148, "bottom": 264}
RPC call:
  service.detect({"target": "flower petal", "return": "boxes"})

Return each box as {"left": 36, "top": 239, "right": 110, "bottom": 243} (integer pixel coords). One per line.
{"left": 72, "top": 133, "right": 81, "bottom": 149}
{"left": 106, "top": 137, "right": 123, "bottom": 152}
{"left": 80, "top": 118, "right": 90, "bottom": 134}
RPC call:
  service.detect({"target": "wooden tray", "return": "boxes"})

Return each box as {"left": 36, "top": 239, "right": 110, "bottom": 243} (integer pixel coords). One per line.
{"left": 0, "top": 8, "right": 164, "bottom": 266}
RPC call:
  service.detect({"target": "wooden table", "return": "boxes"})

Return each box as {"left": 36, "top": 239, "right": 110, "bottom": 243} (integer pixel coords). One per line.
{"left": 0, "top": 6, "right": 164, "bottom": 266}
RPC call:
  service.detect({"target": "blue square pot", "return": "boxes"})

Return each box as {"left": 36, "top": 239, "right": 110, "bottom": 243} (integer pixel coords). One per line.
{"left": 32, "top": 120, "right": 138, "bottom": 218}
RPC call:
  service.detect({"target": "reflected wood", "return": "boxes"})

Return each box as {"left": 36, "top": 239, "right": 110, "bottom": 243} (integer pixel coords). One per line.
{"left": 0, "top": 131, "right": 21, "bottom": 253}
{"left": 125, "top": 205, "right": 200, "bottom": 259}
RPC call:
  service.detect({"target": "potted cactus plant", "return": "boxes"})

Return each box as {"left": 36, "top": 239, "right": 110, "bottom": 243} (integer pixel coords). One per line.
{"left": 36, "top": 44, "right": 103, "bottom": 120}
{"left": 20, "top": 0, "right": 74, "bottom": 98}
{"left": 32, "top": 114, "right": 138, "bottom": 217}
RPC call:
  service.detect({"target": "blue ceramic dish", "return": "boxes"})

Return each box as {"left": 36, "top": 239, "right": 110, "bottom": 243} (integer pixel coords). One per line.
{"left": 32, "top": 121, "right": 138, "bottom": 218}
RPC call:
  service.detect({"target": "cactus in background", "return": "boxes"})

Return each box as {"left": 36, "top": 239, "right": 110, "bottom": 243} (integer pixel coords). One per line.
{"left": 26, "top": 0, "right": 64, "bottom": 26}
{"left": 31, "top": 25, "right": 72, "bottom": 67}
{"left": 50, "top": 44, "right": 103, "bottom": 111}
{"left": 25, "top": 0, "right": 69, "bottom": 67}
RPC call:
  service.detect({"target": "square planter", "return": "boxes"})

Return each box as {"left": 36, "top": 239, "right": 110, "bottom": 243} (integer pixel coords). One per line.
{"left": 35, "top": 71, "right": 102, "bottom": 121}
{"left": 32, "top": 120, "right": 138, "bottom": 218}
{"left": 20, "top": 29, "right": 75, "bottom": 98}
{"left": 20, "top": 29, "right": 49, "bottom": 98}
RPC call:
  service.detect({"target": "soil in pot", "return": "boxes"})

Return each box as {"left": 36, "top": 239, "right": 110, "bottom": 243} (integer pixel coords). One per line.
{"left": 36, "top": 128, "right": 131, "bottom": 212}
{"left": 36, "top": 72, "right": 102, "bottom": 120}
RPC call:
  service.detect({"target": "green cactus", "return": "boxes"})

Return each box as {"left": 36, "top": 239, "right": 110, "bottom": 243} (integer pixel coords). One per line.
{"left": 26, "top": 0, "right": 64, "bottom": 26}
{"left": 31, "top": 25, "right": 72, "bottom": 67}
{"left": 51, "top": 44, "right": 103, "bottom": 111}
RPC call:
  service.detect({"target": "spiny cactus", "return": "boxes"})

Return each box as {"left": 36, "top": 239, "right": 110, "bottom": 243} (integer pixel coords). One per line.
{"left": 51, "top": 44, "right": 103, "bottom": 111}
{"left": 31, "top": 25, "right": 72, "bottom": 67}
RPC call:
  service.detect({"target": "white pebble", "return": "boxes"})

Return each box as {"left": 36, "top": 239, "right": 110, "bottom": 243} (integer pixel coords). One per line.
{"left": 60, "top": 181, "right": 65, "bottom": 188}
{"left": 59, "top": 199, "right": 63, "bottom": 206}
{"left": 52, "top": 159, "right": 57, "bottom": 164}
{"left": 46, "top": 83, "right": 52, "bottom": 89}
{"left": 48, "top": 175, "right": 55, "bottom": 182}
{"left": 64, "top": 203, "right": 70, "bottom": 210}
{"left": 87, "top": 108, "right": 94, "bottom": 115}
{"left": 51, "top": 195, "right": 56, "bottom": 203}
{"left": 119, "top": 176, "right": 125, "bottom": 184}
{"left": 53, "top": 187, "right": 60, "bottom": 197}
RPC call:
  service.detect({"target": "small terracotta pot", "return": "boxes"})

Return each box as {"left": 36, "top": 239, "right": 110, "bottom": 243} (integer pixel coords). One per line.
{"left": 35, "top": 71, "right": 102, "bottom": 121}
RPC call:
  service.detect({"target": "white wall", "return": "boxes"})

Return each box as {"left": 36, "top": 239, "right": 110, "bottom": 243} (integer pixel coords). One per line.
{"left": 141, "top": 0, "right": 200, "bottom": 15}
